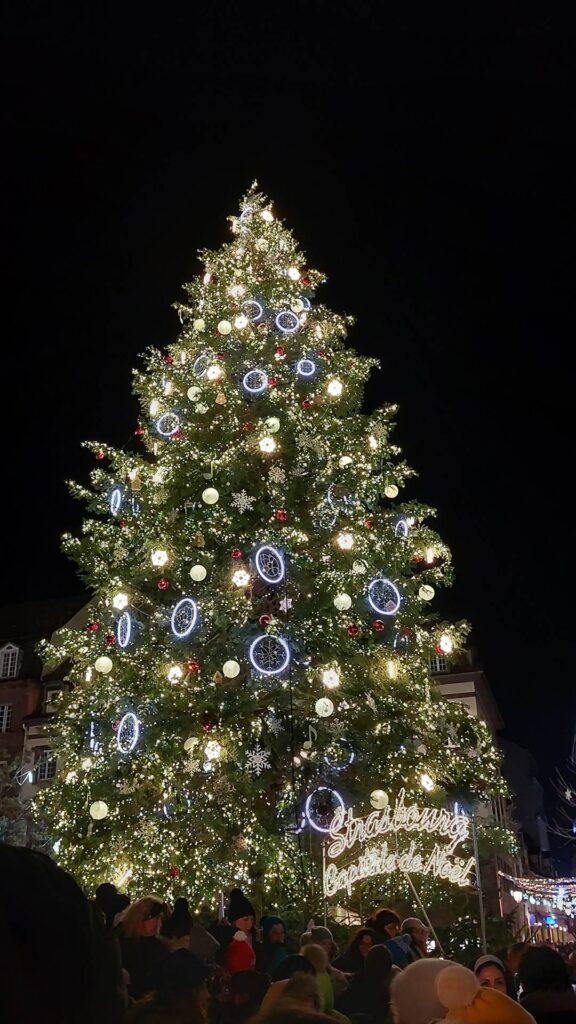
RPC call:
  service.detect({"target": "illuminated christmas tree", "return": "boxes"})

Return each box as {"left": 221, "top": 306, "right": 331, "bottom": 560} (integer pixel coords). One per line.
{"left": 39, "top": 186, "right": 508, "bottom": 910}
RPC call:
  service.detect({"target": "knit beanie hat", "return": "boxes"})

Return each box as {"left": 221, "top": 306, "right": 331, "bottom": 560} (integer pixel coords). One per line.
{"left": 309, "top": 926, "right": 333, "bottom": 945}
{"left": 261, "top": 914, "right": 285, "bottom": 941}
{"left": 162, "top": 896, "right": 193, "bottom": 938}
{"left": 227, "top": 888, "right": 255, "bottom": 923}
{"left": 224, "top": 931, "right": 257, "bottom": 975}
{"left": 391, "top": 958, "right": 451, "bottom": 1024}
{"left": 437, "top": 963, "right": 535, "bottom": 1023}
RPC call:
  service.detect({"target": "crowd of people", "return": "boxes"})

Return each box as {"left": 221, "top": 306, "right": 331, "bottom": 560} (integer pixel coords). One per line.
{"left": 2, "top": 843, "right": 576, "bottom": 1023}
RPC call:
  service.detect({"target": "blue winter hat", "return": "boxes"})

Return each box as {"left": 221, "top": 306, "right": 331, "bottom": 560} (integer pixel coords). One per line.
{"left": 261, "top": 915, "right": 285, "bottom": 940}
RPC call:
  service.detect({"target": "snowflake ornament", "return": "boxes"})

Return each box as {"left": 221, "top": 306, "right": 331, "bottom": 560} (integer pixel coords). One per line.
{"left": 213, "top": 777, "right": 235, "bottom": 801}
{"left": 118, "top": 778, "right": 138, "bottom": 794}
{"left": 245, "top": 743, "right": 271, "bottom": 776}
{"left": 266, "top": 714, "right": 283, "bottom": 737}
{"left": 268, "top": 465, "right": 286, "bottom": 484}
{"left": 184, "top": 758, "right": 201, "bottom": 776}
{"left": 278, "top": 596, "right": 293, "bottom": 613}
{"left": 139, "top": 820, "right": 157, "bottom": 843}
{"left": 231, "top": 490, "right": 256, "bottom": 514}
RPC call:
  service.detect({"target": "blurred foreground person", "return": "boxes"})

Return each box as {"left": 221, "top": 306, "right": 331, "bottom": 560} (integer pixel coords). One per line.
{"left": 518, "top": 946, "right": 576, "bottom": 1023}
{"left": 128, "top": 947, "right": 209, "bottom": 1024}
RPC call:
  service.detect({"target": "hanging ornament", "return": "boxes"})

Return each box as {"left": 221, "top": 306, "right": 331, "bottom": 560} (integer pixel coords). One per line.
{"left": 223, "top": 659, "right": 240, "bottom": 678}
{"left": 231, "top": 491, "right": 256, "bottom": 514}
{"left": 315, "top": 697, "right": 334, "bottom": 718}
{"left": 167, "top": 864, "right": 180, "bottom": 879}
{"left": 193, "top": 318, "right": 205, "bottom": 331}
{"left": 275, "top": 345, "right": 285, "bottom": 357}
{"left": 186, "top": 660, "right": 200, "bottom": 673}
{"left": 373, "top": 620, "right": 384, "bottom": 631}
{"left": 384, "top": 484, "right": 399, "bottom": 498}
{"left": 94, "top": 656, "right": 113, "bottom": 674}
{"left": 370, "top": 789, "right": 389, "bottom": 810}
{"left": 187, "top": 386, "right": 201, "bottom": 402}
{"left": 302, "top": 399, "right": 312, "bottom": 409}
{"left": 244, "top": 421, "right": 254, "bottom": 432}
{"left": 265, "top": 416, "right": 281, "bottom": 433}
{"left": 364, "top": 518, "right": 374, "bottom": 529}
{"left": 215, "top": 392, "right": 226, "bottom": 405}
{"left": 105, "top": 633, "right": 116, "bottom": 646}
{"left": 95, "top": 450, "right": 105, "bottom": 461}
{"left": 202, "top": 488, "right": 219, "bottom": 505}
{"left": 352, "top": 560, "right": 368, "bottom": 575}
{"left": 217, "top": 320, "right": 232, "bottom": 335}
{"left": 259, "top": 614, "right": 271, "bottom": 626}
{"left": 275, "top": 510, "right": 288, "bottom": 522}
{"left": 190, "top": 565, "right": 207, "bottom": 581}
{"left": 304, "top": 786, "right": 345, "bottom": 833}
{"left": 88, "top": 621, "right": 100, "bottom": 633}
{"left": 157, "top": 578, "right": 170, "bottom": 591}
{"left": 268, "top": 377, "right": 278, "bottom": 388}
{"left": 89, "top": 800, "right": 109, "bottom": 820}
{"left": 346, "top": 624, "right": 360, "bottom": 637}
{"left": 163, "top": 354, "right": 173, "bottom": 364}
{"left": 135, "top": 425, "right": 145, "bottom": 437}
{"left": 245, "top": 742, "right": 271, "bottom": 776}
{"left": 419, "top": 584, "right": 435, "bottom": 601}
{"left": 193, "top": 532, "right": 205, "bottom": 547}
{"left": 231, "top": 548, "right": 243, "bottom": 560}
{"left": 333, "top": 593, "right": 352, "bottom": 611}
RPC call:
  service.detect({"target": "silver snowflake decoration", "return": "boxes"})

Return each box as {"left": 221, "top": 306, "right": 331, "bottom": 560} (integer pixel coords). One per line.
{"left": 231, "top": 490, "right": 256, "bottom": 514}
{"left": 298, "top": 432, "right": 323, "bottom": 454}
{"left": 266, "top": 714, "right": 283, "bottom": 737}
{"left": 139, "top": 820, "right": 157, "bottom": 843}
{"left": 118, "top": 778, "right": 138, "bottom": 794}
{"left": 184, "top": 758, "right": 201, "bottom": 776}
{"left": 278, "top": 596, "right": 293, "bottom": 613}
{"left": 268, "top": 465, "right": 286, "bottom": 484}
{"left": 213, "top": 777, "right": 235, "bottom": 801}
{"left": 245, "top": 743, "right": 271, "bottom": 776}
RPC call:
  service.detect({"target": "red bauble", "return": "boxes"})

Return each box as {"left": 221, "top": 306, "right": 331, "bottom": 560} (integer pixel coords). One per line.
{"left": 302, "top": 399, "right": 312, "bottom": 410}
{"left": 434, "top": 643, "right": 444, "bottom": 655}
{"left": 187, "top": 659, "right": 200, "bottom": 673}
{"left": 106, "top": 633, "right": 116, "bottom": 646}
{"left": 231, "top": 548, "right": 243, "bottom": 560}
{"left": 217, "top": 352, "right": 225, "bottom": 361}
{"left": 275, "top": 510, "right": 288, "bottom": 522}
{"left": 244, "top": 421, "right": 254, "bottom": 432}
{"left": 259, "top": 614, "right": 271, "bottom": 626}
{"left": 365, "top": 518, "right": 374, "bottom": 529}
{"left": 302, "top": 275, "right": 311, "bottom": 286}
{"left": 95, "top": 450, "right": 105, "bottom": 461}
{"left": 318, "top": 350, "right": 327, "bottom": 358}
{"left": 118, "top": 519, "right": 128, "bottom": 528}
{"left": 402, "top": 626, "right": 413, "bottom": 636}
{"left": 87, "top": 621, "right": 99, "bottom": 633}
{"left": 373, "top": 620, "right": 385, "bottom": 632}
{"left": 172, "top": 429, "right": 183, "bottom": 439}
{"left": 268, "top": 377, "right": 278, "bottom": 387}
{"left": 163, "top": 354, "right": 174, "bottom": 364}
{"left": 157, "top": 578, "right": 170, "bottom": 591}
{"left": 275, "top": 345, "right": 285, "bottom": 356}
{"left": 347, "top": 624, "right": 360, "bottom": 637}
{"left": 135, "top": 425, "right": 145, "bottom": 437}
{"left": 167, "top": 865, "right": 180, "bottom": 879}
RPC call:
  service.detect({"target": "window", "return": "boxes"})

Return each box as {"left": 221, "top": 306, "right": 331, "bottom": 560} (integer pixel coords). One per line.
{"left": 36, "top": 753, "right": 57, "bottom": 781}
{"left": 45, "top": 688, "right": 62, "bottom": 712}
{"left": 429, "top": 654, "right": 448, "bottom": 673}
{"left": 0, "top": 704, "right": 13, "bottom": 732}
{"left": 0, "top": 643, "right": 20, "bottom": 679}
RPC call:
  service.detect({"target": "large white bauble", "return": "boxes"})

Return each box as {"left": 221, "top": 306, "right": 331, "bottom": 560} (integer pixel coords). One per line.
{"left": 202, "top": 488, "right": 219, "bottom": 505}
{"left": 184, "top": 736, "right": 199, "bottom": 752}
{"left": 290, "top": 299, "right": 305, "bottom": 313}
{"left": 339, "top": 455, "right": 353, "bottom": 468}
{"left": 315, "top": 697, "right": 334, "bottom": 718}
{"left": 187, "top": 386, "right": 201, "bottom": 402}
{"left": 94, "top": 656, "right": 113, "bottom": 674}
{"left": 217, "top": 320, "right": 232, "bottom": 335}
{"left": 89, "top": 800, "right": 109, "bottom": 820}
{"left": 384, "top": 484, "right": 399, "bottom": 498}
{"left": 370, "top": 789, "right": 389, "bottom": 810}
{"left": 223, "top": 659, "right": 240, "bottom": 678}
{"left": 190, "top": 564, "right": 207, "bottom": 582}
{"left": 333, "top": 593, "right": 352, "bottom": 611}
{"left": 419, "top": 584, "right": 435, "bottom": 601}
{"left": 193, "top": 318, "right": 206, "bottom": 331}
{"left": 265, "top": 416, "right": 281, "bottom": 433}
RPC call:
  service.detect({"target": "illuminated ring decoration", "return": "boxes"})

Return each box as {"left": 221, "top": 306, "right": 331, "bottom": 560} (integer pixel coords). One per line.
{"left": 130, "top": 497, "right": 140, "bottom": 516}
{"left": 394, "top": 518, "right": 409, "bottom": 538}
{"left": 242, "top": 299, "right": 263, "bottom": 322}
{"left": 393, "top": 631, "right": 409, "bottom": 652}
{"left": 323, "top": 739, "right": 355, "bottom": 773}
{"left": 249, "top": 634, "right": 290, "bottom": 676}
{"left": 302, "top": 297, "right": 311, "bottom": 310}
{"left": 109, "top": 486, "right": 124, "bottom": 516}
{"left": 243, "top": 369, "right": 268, "bottom": 395}
{"left": 305, "top": 786, "right": 345, "bottom": 833}
{"left": 275, "top": 310, "right": 300, "bottom": 333}
{"left": 193, "top": 354, "right": 210, "bottom": 377}
{"left": 117, "top": 712, "right": 140, "bottom": 754}
{"left": 239, "top": 206, "right": 253, "bottom": 222}
{"left": 255, "top": 544, "right": 285, "bottom": 584}
{"left": 116, "top": 611, "right": 133, "bottom": 649}
{"left": 170, "top": 598, "right": 198, "bottom": 639}
{"left": 368, "top": 577, "right": 401, "bottom": 616}
{"left": 326, "top": 484, "right": 352, "bottom": 512}
{"left": 156, "top": 413, "right": 180, "bottom": 437}
{"left": 296, "top": 357, "right": 316, "bottom": 377}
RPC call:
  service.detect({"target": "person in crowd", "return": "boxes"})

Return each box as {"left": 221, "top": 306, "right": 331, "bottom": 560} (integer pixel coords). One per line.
{"left": 333, "top": 927, "right": 376, "bottom": 974}
{"left": 0, "top": 842, "right": 126, "bottom": 1024}
{"left": 96, "top": 880, "right": 130, "bottom": 929}
{"left": 365, "top": 909, "right": 401, "bottom": 945}
{"left": 435, "top": 962, "right": 537, "bottom": 1022}
{"left": 211, "top": 888, "right": 261, "bottom": 967}
{"left": 507, "top": 942, "right": 530, "bottom": 977}
{"left": 517, "top": 945, "right": 576, "bottom": 1022}
{"left": 128, "top": 946, "right": 210, "bottom": 1024}
{"left": 400, "top": 919, "right": 428, "bottom": 963}
{"left": 258, "top": 915, "right": 289, "bottom": 975}
{"left": 259, "top": 972, "right": 321, "bottom": 1017}
{"left": 273, "top": 954, "right": 317, "bottom": 981}
{"left": 118, "top": 895, "right": 170, "bottom": 999}
{"left": 336, "top": 943, "right": 393, "bottom": 1024}
{"left": 301, "top": 943, "right": 350, "bottom": 1022}
{"left": 474, "top": 953, "right": 517, "bottom": 999}
{"left": 306, "top": 926, "right": 349, "bottom": 997}
{"left": 225, "top": 928, "right": 258, "bottom": 975}
{"left": 161, "top": 896, "right": 194, "bottom": 944}
{"left": 390, "top": 958, "right": 452, "bottom": 1024}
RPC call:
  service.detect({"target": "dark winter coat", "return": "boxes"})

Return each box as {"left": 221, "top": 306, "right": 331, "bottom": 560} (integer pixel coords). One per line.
{"left": 119, "top": 935, "right": 169, "bottom": 999}
{"left": 520, "top": 987, "right": 576, "bottom": 1024}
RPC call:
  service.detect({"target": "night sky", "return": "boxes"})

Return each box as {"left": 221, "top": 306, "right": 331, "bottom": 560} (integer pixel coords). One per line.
{"left": 4, "top": 10, "right": 575, "bottom": 836}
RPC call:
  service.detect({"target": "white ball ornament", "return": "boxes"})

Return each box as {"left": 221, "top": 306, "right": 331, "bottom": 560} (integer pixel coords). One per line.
{"left": 217, "top": 320, "right": 232, "bottom": 335}
{"left": 184, "top": 736, "right": 199, "bottom": 752}
{"left": 202, "top": 488, "right": 219, "bottom": 505}
{"left": 94, "top": 656, "right": 113, "bottom": 675}
{"left": 193, "top": 318, "right": 205, "bottom": 331}
{"left": 195, "top": 403, "right": 208, "bottom": 414}
{"left": 419, "top": 584, "right": 435, "bottom": 601}
{"left": 223, "top": 659, "right": 240, "bottom": 678}
{"left": 89, "top": 800, "right": 109, "bottom": 820}
{"left": 315, "top": 697, "right": 334, "bottom": 718}
{"left": 384, "top": 484, "right": 399, "bottom": 498}
{"left": 339, "top": 456, "right": 353, "bottom": 468}
{"left": 333, "top": 593, "right": 352, "bottom": 611}
{"left": 370, "top": 789, "right": 389, "bottom": 810}
{"left": 187, "top": 386, "right": 201, "bottom": 402}
{"left": 265, "top": 416, "right": 280, "bottom": 433}
{"left": 190, "top": 565, "right": 207, "bottom": 582}
{"left": 234, "top": 315, "right": 249, "bottom": 329}
{"left": 290, "top": 299, "right": 305, "bottom": 313}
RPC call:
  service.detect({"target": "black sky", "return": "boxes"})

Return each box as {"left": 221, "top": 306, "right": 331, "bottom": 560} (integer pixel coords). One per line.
{"left": 3, "top": 8, "right": 575, "bottom": 829}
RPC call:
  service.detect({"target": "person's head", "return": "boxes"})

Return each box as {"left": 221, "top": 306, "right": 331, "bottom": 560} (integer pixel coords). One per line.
{"left": 121, "top": 896, "right": 164, "bottom": 940}
{"left": 348, "top": 926, "right": 376, "bottom": 957}
{"left": 129, "top": 948, "right": 210, "bottom": 1023}
{"left": 260, "top": 973, "right": 320, "bottom": 1016}
{"left": 161, "top": 895, "right": 193, "bottom": 940}
{"left": 301, "top": 943, "right": 328, "bottom": 974}
{"left": 435, "top": 963, "right": 533, "bottom": 1023}
{"left": 474, "top": 954, "right": 516, "bottom": 999}
{"left": 507, "top": 941, "right": 529, "bottom": 975}
{"left": 261, "top": 915, "right": 286, "bottom": 945}
{"left": 308, "top": 926, "right": 335, "bottom": 959}
{"left": 375, "top": 908, "right": 401, "bottom": 938}
{"left": 365, "top": 944, "right": 393, "bottom": 981}
{"left": 227, "top": 888, "right": 256, "bottom": 933}
{"left": 401, "top": 918, "right": 428, "bottom": 949}
{"left": 230, "top": 969, "right": 270, "bottom": 1011}
{"left": 517, "top": 945, "right": 572, "bottom": 994}
{"left": 272, "top": 955, "right": 316, "bottom": 982}
{"left": 391, "top": 958, "right": 451, "bottom": 1024}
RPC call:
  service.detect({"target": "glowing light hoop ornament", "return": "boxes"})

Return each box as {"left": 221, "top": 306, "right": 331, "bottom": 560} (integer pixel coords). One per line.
{"left": 116, "top": 611, "right": 133, "bottom": 649}
{"left": 156, "top": 413, "right": 180, "bottom": 437}
{"left": 242, "top": 369, "right": 268, "bottom": 395}
{"left": 305, "top": 786, "right": 345, "bottom": 834}
{"left": 242, "top": 299, "right": 263, "bottom": 322}
{"left": 170, "top": 598, "right": 198, "bottom": 638}
{"left": 394, "top": 518, "right": 409, "bottom": 538}
{"left": 323, "top": 738, "right": 355, "bottom": 773}
{"left": 249, "top": 634, "right": 290, "bottom": 676}
{"left": 255, "top": 544, "right": 285, "bottom": 584}
{"left": 193, "top": 354, "right": 210, "bottom": 377}
{"left": 296, "top": 357, "right": 316, "bottom": 377}
{"left": 117, "top": 712, "right": 140, "bottom": 754}
{"left": 275, "top": 310, "right": 299, "bottom": 333}
{"left": 368, "top": 577, "right": 402, "bottom": 616}
{"left": 109, "top": 486, "right": 123, "bottom": 516}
